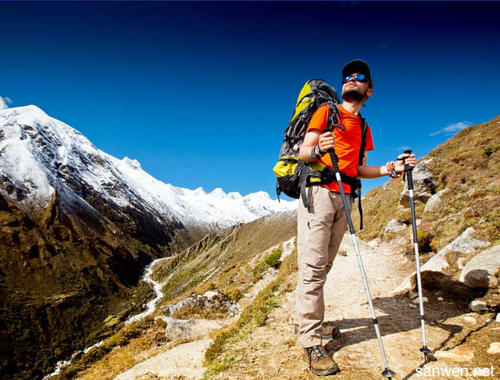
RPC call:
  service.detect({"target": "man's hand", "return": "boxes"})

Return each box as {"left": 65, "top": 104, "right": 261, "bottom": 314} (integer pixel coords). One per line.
{"left": 318, "top": 131, "right": 335, "bottom": 153}
{"left": 394, "top": 153, "right": 416, "bottom": 174}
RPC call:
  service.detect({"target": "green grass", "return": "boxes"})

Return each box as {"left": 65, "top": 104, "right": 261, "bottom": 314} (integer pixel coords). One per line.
{"left": 204, "top": 247, "right": 297, "bottom": 373}
{"left": 265, "top": 248, "right": 282, "bottom": 268}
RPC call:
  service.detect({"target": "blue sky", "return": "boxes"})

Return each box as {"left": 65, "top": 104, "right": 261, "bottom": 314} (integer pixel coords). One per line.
{"left": 1, "top": 1, "right": 499, "bottom": 198}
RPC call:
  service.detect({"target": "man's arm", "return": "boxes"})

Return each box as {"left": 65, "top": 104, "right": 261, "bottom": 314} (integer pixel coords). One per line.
{"left": 299, "top": 130, "right": 335, "bottom": 162}
{"left": 357, "top": 152, "right": 416, "bottom": 179}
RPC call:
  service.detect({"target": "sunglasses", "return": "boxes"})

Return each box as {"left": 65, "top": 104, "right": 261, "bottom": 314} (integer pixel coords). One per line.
{"left": 342, "top": 73, "right": 369, "bottom": 83}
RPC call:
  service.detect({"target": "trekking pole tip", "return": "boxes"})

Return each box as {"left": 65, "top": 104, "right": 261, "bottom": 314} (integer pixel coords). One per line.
{"left": 420, "top": 346, "right": 432, "bottom": 354}
{"left": 382, "top": 368, "right": 396, "bottom": 378}
{"left": 420, "top": 346, "right": 434, "bottom": 362}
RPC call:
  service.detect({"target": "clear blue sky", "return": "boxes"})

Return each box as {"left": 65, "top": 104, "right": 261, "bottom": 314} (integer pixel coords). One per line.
{"left": 1, "top": 1, "right": 499, "bottom": 198}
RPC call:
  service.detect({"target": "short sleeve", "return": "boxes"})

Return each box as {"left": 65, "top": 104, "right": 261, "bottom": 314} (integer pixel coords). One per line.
{"left": 306, "top": 104, "right": 329, "bottom": 133}
{"left": 365, "top": 125, "right": 374, "bottom": 151}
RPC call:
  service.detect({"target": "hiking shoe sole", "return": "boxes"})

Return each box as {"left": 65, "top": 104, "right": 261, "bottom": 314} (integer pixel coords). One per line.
{"left": 311, "top": 365, "right": 340, "bottom": 376}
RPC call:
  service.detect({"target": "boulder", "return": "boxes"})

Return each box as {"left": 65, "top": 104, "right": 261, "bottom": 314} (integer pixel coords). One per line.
{"left": 399, "top": 158, "right": 437, "bottom": 207}
{"left": 424, "top": 188, "right": 448, "bottom": 214}
{"left": 393, "top": 270, "right": 480, "bottom": 300}
{"left": 459, "top": 245, "right": 500, "bottom": 289}
{"left": 155, "top": 316, "right": 222, "bottom": 340}
{"left": 394, "top": 228, "right": 490, "bottom": 294}
{"left": 419, "top": 227, "right": 489, "bottom": 273}
{"left": 163, "top": 291, "right": 241, "bottom": 317}
{"left": 384, "top": 219, "right": 406, "bottom": 234}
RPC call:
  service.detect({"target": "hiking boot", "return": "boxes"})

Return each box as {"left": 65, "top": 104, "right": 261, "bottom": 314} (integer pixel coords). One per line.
{"left": 305, "top": 345, "right": 340, "bottom": 376}
{"left": 294, "top": 321, "right": 341, "bottom": 340}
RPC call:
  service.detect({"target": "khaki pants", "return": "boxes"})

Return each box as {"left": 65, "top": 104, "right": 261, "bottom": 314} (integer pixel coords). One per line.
{"left": 295, "top": 185, "right": 349, "bottom": 348}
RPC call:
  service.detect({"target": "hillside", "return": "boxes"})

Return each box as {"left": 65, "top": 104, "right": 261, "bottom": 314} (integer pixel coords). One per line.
{"left": 49, "top": 117, "right": 499, "bottom": 379}
{"left": 52, "top": 211, "right": 297, "bottom": 379}
{"left": 354, "top": 116, "right": 499, "bottom": 250}
{"left": 0, "top": 105, "right": 295, "bottom": 380}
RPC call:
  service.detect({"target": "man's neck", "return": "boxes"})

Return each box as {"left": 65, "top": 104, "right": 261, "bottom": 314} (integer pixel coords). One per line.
{"left": 341, "top": 101, "right": 363, "bottom": 115}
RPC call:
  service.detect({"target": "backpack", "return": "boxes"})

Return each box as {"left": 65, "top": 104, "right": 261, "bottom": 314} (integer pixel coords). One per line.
{"left": 272, "top": 79, "right": 369, "bottom": 228}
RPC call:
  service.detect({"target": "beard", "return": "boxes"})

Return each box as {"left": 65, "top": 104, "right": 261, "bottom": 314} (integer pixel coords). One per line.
{"left": 342, "top": 88, "right": 366, "bottom": 103}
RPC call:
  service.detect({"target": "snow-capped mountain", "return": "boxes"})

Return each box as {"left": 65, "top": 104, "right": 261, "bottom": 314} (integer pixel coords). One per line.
{"left": 0, "top": 105, "right": 295, "bottom": 229}
{"left": 0, "top": 104, "right": 297, "bottom": 379}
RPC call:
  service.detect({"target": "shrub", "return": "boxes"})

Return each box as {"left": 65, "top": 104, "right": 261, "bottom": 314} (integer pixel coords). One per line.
{"left": 264, "top": 248, "right": 282, "bottom": 268}
{"left": 417, "top": 229, "right": 434, "bottom": 253}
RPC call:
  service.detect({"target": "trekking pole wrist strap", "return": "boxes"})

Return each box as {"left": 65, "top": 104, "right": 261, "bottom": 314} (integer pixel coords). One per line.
{"left": 317, "top": 144, "right": 326, "bottom": 156}
{"left": 311, "top": 145, "right": 325, "bottom": 161}
{"left": 311, "top": 146, "right": 321, "bottom": 161}
{"left": 386, "top": 162, "right": 398, "bottom": 178}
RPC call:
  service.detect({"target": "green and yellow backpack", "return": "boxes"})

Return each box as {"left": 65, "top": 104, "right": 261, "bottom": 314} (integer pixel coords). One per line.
{"left": 273, "top": 79, "right": 341, "bottom": 200}
{"left": 273, "top": 79, "right": 368, "bottom": 227}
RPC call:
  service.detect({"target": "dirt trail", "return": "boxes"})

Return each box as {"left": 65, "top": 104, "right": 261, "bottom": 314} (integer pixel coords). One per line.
{"left": 113, "top": 235, "right": 499, "bottom": 379}
{"left": 215, "top": 236, "right": 499, "bottom": 379}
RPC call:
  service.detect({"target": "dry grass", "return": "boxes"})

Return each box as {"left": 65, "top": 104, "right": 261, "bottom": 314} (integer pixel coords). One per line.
{"left": 353, "top": 116, "right": 500, "bottom": 251}
{"left": 204, "top": 247, "right": 298, "bottom": 374}
{"left": 58, "top": 317, "right": 172, "bottom": 380}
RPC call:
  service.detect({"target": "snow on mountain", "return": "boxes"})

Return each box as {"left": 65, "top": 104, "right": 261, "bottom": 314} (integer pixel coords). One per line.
{"left": 0, "top": 105, "right": 296, "bottom": 229}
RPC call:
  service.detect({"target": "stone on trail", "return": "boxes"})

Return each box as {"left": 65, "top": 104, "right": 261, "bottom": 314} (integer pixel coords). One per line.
{"left": 434, "top": 346, "right": 474, "bottom": 362}
{"left": 487, "top": 342, "right": 500, "bottom": 355}
{"left": 462, "top": 316, "right": 477, "bottom": 324}
{"left": 412, "top": 296, "right": 428, "bottom": 304}
{"left": 469, "top": 300, "right": 488, "bottom": 312}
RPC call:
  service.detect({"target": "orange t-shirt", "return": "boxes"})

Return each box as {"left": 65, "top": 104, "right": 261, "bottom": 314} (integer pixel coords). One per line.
{"left": 306, "top": 104, "right": 374, "bottom": 193}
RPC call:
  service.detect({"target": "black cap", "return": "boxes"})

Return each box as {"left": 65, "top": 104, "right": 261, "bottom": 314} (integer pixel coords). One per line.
{"left": 342, "top": 59, "right": 373, "bottom": 88}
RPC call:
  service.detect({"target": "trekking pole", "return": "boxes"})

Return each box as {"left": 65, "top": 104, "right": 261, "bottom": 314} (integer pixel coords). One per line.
{"left": 327, "top": 147, "right": 395, "bottom": 379}
{"left": 401, "top": 149, "right": 432, "bottom": 363}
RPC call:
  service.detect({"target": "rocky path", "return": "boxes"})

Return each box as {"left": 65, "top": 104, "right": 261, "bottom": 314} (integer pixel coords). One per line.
{"left": 215, "top": 236, "right": 499, "bottom": 379}
{"left": 111, "top": 235, "right": 499, "bottom": 379}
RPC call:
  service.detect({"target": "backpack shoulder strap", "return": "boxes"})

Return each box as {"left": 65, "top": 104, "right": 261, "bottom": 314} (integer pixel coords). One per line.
{"left": 358, "top": 115, "right": 368, "bottom": 165}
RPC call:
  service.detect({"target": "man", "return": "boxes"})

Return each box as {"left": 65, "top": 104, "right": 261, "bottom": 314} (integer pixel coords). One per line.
{"left": 295, "top": 59, "right": 416, "bottom": 376}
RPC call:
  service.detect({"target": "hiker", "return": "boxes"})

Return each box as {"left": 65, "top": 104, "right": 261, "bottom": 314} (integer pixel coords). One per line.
{"left": 295, "top": 59, "right": 416, "bottom": 376}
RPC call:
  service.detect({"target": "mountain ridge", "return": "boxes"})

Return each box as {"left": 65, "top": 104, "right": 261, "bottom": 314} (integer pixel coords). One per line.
{"left": 0, "top": 105, "right": 294, "bottom": 228}
{"left": 0, "top": 104, "right": 294, "bottom": 379}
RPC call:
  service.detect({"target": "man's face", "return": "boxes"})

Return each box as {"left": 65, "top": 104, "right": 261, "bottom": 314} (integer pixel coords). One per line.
{"left": 341, "top": 72, "right": 373, "bottom": 102}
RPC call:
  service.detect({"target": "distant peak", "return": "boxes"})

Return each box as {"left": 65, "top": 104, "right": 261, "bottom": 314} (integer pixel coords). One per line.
{"left": 209, "top": 188, "right": 226, "bottom": 197}
{"left": 122, "top": 157, "right": 142, "bottom": 170}
{"left": 193, "top": 187, "right": 206, "bottom": 195}
{"left": 227, "top": 192, "right": 243, "bottom": 200}
{"left": 9, "top": 104, "right": 47, "bottom": 116}
{"left": 245, "top": 191, "right": 270, "bottom": 199}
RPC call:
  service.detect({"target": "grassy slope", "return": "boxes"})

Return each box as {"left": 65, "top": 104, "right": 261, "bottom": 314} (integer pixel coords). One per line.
{"left": 55, "top": 211, "right": 297, "bottom": 378}
{"left": 153, "top": 211, "right": 297, "bottom": 305}
{"left": 354, "top": 116, "right": 500, "bottom": 251}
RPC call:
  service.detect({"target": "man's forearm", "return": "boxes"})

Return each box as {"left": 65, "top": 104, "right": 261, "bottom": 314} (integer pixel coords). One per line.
{"left": 357, "top": 165, "right": 389, "bottom": 179}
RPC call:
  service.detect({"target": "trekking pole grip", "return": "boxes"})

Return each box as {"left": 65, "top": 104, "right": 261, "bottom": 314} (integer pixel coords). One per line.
{"left": 402, "top": 149, "right": 414, "bottom": 190}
